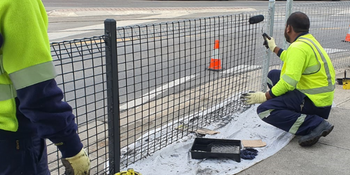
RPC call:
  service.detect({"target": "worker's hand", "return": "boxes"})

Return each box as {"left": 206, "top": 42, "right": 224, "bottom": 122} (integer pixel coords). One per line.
{"left": 61, "top": 148, "right": 91, "bottom": 175}
{"left": 241, "top": 91, "right": 267, "bottom": 105}
{"left": 263, "top": 35, "right": 277, "bottom": 52}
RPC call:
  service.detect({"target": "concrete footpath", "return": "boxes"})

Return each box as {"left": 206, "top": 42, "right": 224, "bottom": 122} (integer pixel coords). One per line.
{"left": 237, "top": 69, "right": 350, "bottom": 175}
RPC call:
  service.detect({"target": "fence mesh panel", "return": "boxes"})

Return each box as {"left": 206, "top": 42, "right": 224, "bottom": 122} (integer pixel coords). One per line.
{"left": 116, "top": 12, "right": 265, "bottom": 169}
{"left": 50, "top": 36, "right": 109, "bottom": 174}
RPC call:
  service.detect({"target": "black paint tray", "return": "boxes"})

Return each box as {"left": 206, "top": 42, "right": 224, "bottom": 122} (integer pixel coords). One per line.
{"left": 190, "top": 138, "right": 241, "bottom": 162}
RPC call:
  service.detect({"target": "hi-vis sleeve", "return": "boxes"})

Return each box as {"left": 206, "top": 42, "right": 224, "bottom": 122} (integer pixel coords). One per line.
{"left": 0, "top": 0, "right": 83, "bottom": 158}
{"left": 0, "top": 0, "right": 56, "bottom": 90}
{"left": 271, "top": 44, "right": 308, "bottom": 97}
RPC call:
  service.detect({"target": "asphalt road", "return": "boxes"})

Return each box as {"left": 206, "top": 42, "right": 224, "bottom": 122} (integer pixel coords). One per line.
{"left": 45, "top": 0, "right": 268, "bottom": 114}
{"left": 42, "top": 0, "right": 276, "bottom": 41}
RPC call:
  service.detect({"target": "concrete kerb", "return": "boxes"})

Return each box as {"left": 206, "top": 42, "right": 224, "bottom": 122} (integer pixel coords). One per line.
{"left": 46, "top": 7, "right": 257, "bottom": 17}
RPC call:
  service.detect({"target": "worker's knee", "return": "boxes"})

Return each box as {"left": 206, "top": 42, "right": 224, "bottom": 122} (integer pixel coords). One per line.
{"left": 257, "top": 102, "right": 269, "bottom": 114}
{"left": 267, "top": 69, "right": 281, "bottom": 88}
{"left": 267, "top": 69, "right": 280, "bottom": 79}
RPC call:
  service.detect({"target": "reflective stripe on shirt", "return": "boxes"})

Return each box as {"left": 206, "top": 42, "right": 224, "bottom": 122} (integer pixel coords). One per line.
{"left": 9, "top": 61, "right": 56, "bottom": 90}
{"left": 0, "top": 84, "right": 16, "bottom": 101}
{"left": 297, "top": 37, "right": 335, "bottom": 94}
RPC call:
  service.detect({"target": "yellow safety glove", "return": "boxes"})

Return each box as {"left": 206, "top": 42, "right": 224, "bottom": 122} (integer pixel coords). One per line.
{"left": 61, "top": 148, "right": 91, "bottom": 175}
{"left": 266, "top": 37, "right": 277, "bottom": 52}
{"left": 241, "top": 91, "right": 267, "bottom": 105}
{"left": 115, "top": 168, "right": 141, "bottom": 175}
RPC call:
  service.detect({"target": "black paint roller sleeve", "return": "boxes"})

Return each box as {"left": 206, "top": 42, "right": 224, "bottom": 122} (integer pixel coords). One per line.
{"left": 249, "top": 15, "right": 264, "bottom": 24}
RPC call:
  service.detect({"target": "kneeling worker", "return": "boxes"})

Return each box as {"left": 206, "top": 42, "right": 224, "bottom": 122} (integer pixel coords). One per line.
{"left": 241, "top": 11, "right": 335, "bottom": 147}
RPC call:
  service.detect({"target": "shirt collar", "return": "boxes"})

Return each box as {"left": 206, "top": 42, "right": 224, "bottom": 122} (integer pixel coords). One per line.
{"left": 294, "top": 32, "right": 309, "bottom": 42}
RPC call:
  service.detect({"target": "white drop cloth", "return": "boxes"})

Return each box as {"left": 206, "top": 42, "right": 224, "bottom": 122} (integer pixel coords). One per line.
{"left": 126, "top": 105, "right": 294, "bottom": 175}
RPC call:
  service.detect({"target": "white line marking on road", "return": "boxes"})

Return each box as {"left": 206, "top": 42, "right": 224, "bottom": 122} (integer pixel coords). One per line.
{"left": 324, "top": 48, "right": 348, "bottom": 54}
{"left": 63, "top": 24, "right": 104, "bottom": 31}
{"left": 116, "top": 20, "right": 156, "bottom": 27}
{"left": 120, "top": 75, "right": 196, "bottom": 110}
{"left": 48, "top": 31, "right": 91, "bottom": 41}
{"left": 140, "top": 13, "right": 188, "bottom": 19}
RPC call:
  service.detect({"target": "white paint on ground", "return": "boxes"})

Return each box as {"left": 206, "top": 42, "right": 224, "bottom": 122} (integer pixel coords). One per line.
{"left": 221, "top": 65, "right": 262, "bottom": 74}
{"left": 120, "top": 75, "right": 196, "bottom": 110}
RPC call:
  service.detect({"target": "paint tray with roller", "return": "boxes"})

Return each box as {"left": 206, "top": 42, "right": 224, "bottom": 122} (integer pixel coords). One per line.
{"left": 190, "top": 138, "right": 241, "bottom": 162}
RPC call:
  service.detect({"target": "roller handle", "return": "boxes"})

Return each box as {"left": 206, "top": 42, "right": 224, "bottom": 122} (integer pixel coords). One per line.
{"left": 262, "top": 33, "right": 271, "bottom": 49}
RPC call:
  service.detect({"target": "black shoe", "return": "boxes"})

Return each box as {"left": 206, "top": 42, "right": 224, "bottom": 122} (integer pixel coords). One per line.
{"left": 298, "top": 120, "right": 334, "bottom": 147}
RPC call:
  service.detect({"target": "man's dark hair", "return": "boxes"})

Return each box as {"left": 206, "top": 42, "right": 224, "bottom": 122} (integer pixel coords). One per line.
{"left": 286, "top": 11, "right": 310, "bottom": 33}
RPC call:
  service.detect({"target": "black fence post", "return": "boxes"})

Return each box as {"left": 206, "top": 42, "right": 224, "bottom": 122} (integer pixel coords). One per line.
{"left": 104, "top": 19, "right": 120, "bottom": 174}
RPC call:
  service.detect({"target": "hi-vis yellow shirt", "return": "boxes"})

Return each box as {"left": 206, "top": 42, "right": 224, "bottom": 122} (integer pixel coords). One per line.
{"left": 0, "top": 0, "right": 56, "bottom": 131}
{"left": 271, "top": 34, "right": 335, "bottom": 107}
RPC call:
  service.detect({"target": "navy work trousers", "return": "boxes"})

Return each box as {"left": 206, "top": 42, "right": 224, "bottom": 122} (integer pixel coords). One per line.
{"left": 0, "top": 135, "right": 50, "bottom": 175}
{"left": 257, "top": 69, "right": 332, "bottom": 135}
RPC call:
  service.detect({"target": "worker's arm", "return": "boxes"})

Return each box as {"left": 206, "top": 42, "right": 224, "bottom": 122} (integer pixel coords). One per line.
{"left": 16, "top": 80, "right": 83, "bottom": 157}
{"left": 270, "top": 45, "right": 306, "bottom": 97}
{"left": 273, "top": 46, "right": 285, "bottom": 58}
{"left": 1, "top": 0, "right": 82, "bottom": 158}
{"left": 17, "top": 80, "right": 91, "bottom": 174}
{"left": 2, "top": 1, "right": 90, "bottom": 173}
{"left": 264, "top": 36, "right": 285, "bottom": 59}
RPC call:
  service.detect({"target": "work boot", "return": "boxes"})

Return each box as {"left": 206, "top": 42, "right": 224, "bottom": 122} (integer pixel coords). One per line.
{"left": 298, "top": 120, "right": 334, "bottom": 147}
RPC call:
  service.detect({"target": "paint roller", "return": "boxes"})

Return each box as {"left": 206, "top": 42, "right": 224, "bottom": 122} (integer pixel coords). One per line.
{"left": 248, "top": 15, "right": 264, "bottom": 24}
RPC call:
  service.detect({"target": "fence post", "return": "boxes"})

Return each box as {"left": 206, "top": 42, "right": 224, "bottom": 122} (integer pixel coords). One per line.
{"left": 283, "top": 0, "right": 293, "bottom": 51}
{"left": 104, "top": 19, "right": 121, "bottom": 174}
{"left": 261, "top": 0, "right": 276, "bottom": 92}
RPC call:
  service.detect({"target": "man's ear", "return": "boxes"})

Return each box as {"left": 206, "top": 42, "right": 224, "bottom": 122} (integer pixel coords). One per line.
{"left": 286, "top": 25, "right": 293, "bottom": 33}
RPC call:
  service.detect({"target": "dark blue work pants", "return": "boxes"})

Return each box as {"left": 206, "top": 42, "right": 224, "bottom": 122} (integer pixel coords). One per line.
{"left": 257, "top": 69, "right": 332, "bottom": 135}
{"left": 0, "top": 135, "right": 50, "bottom": 175}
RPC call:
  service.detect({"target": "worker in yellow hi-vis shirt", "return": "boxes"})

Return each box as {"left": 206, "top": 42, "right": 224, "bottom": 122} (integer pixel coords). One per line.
{"left": 0, "top": 0, "right": 90, "bottom": 174}
{"left": 241, "top": 12, "right": 335, "bottom": 147}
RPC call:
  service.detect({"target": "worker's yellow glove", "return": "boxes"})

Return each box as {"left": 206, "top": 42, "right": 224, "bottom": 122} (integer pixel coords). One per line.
{"left": 266, "top": 37, "right": 277, "bottom": 52}
{"left": 62, "top": 148, "right": 91, "bottom": 175}
{"left": 115, "top": 168, "right": 142, "bottom": 175}
{"left": 241, "top": 91, "right": 267, "bottom": 105}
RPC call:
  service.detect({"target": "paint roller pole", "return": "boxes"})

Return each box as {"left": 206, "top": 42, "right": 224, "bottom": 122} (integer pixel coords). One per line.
{"left": 283, "top": 0, "right": 293, "bottom": 50}
{"left": 281, "top": 0, "right": 293, "bottom": 69}
{"left": 261, "top": 0, "right": 276, "bottom": 92}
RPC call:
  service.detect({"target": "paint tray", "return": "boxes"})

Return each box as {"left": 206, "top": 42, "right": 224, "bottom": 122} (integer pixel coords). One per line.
{"left": 190, "top": 138, "right": 241, "bottom": 162}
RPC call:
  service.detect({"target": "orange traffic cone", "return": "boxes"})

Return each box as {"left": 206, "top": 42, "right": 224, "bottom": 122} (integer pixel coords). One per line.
{"left": 208, "top": 40, "right": 222, "bottom": 71}
{"left": 343, "top": 25, "right": 350, "bottom": 42}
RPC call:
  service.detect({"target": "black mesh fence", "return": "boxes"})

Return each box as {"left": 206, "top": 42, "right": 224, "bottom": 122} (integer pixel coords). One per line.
{"left": 50, "top": 37, "right": 109, "bottom": 174}
{"left": 112, "top": 12, "right": 265, "bottom": 171}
